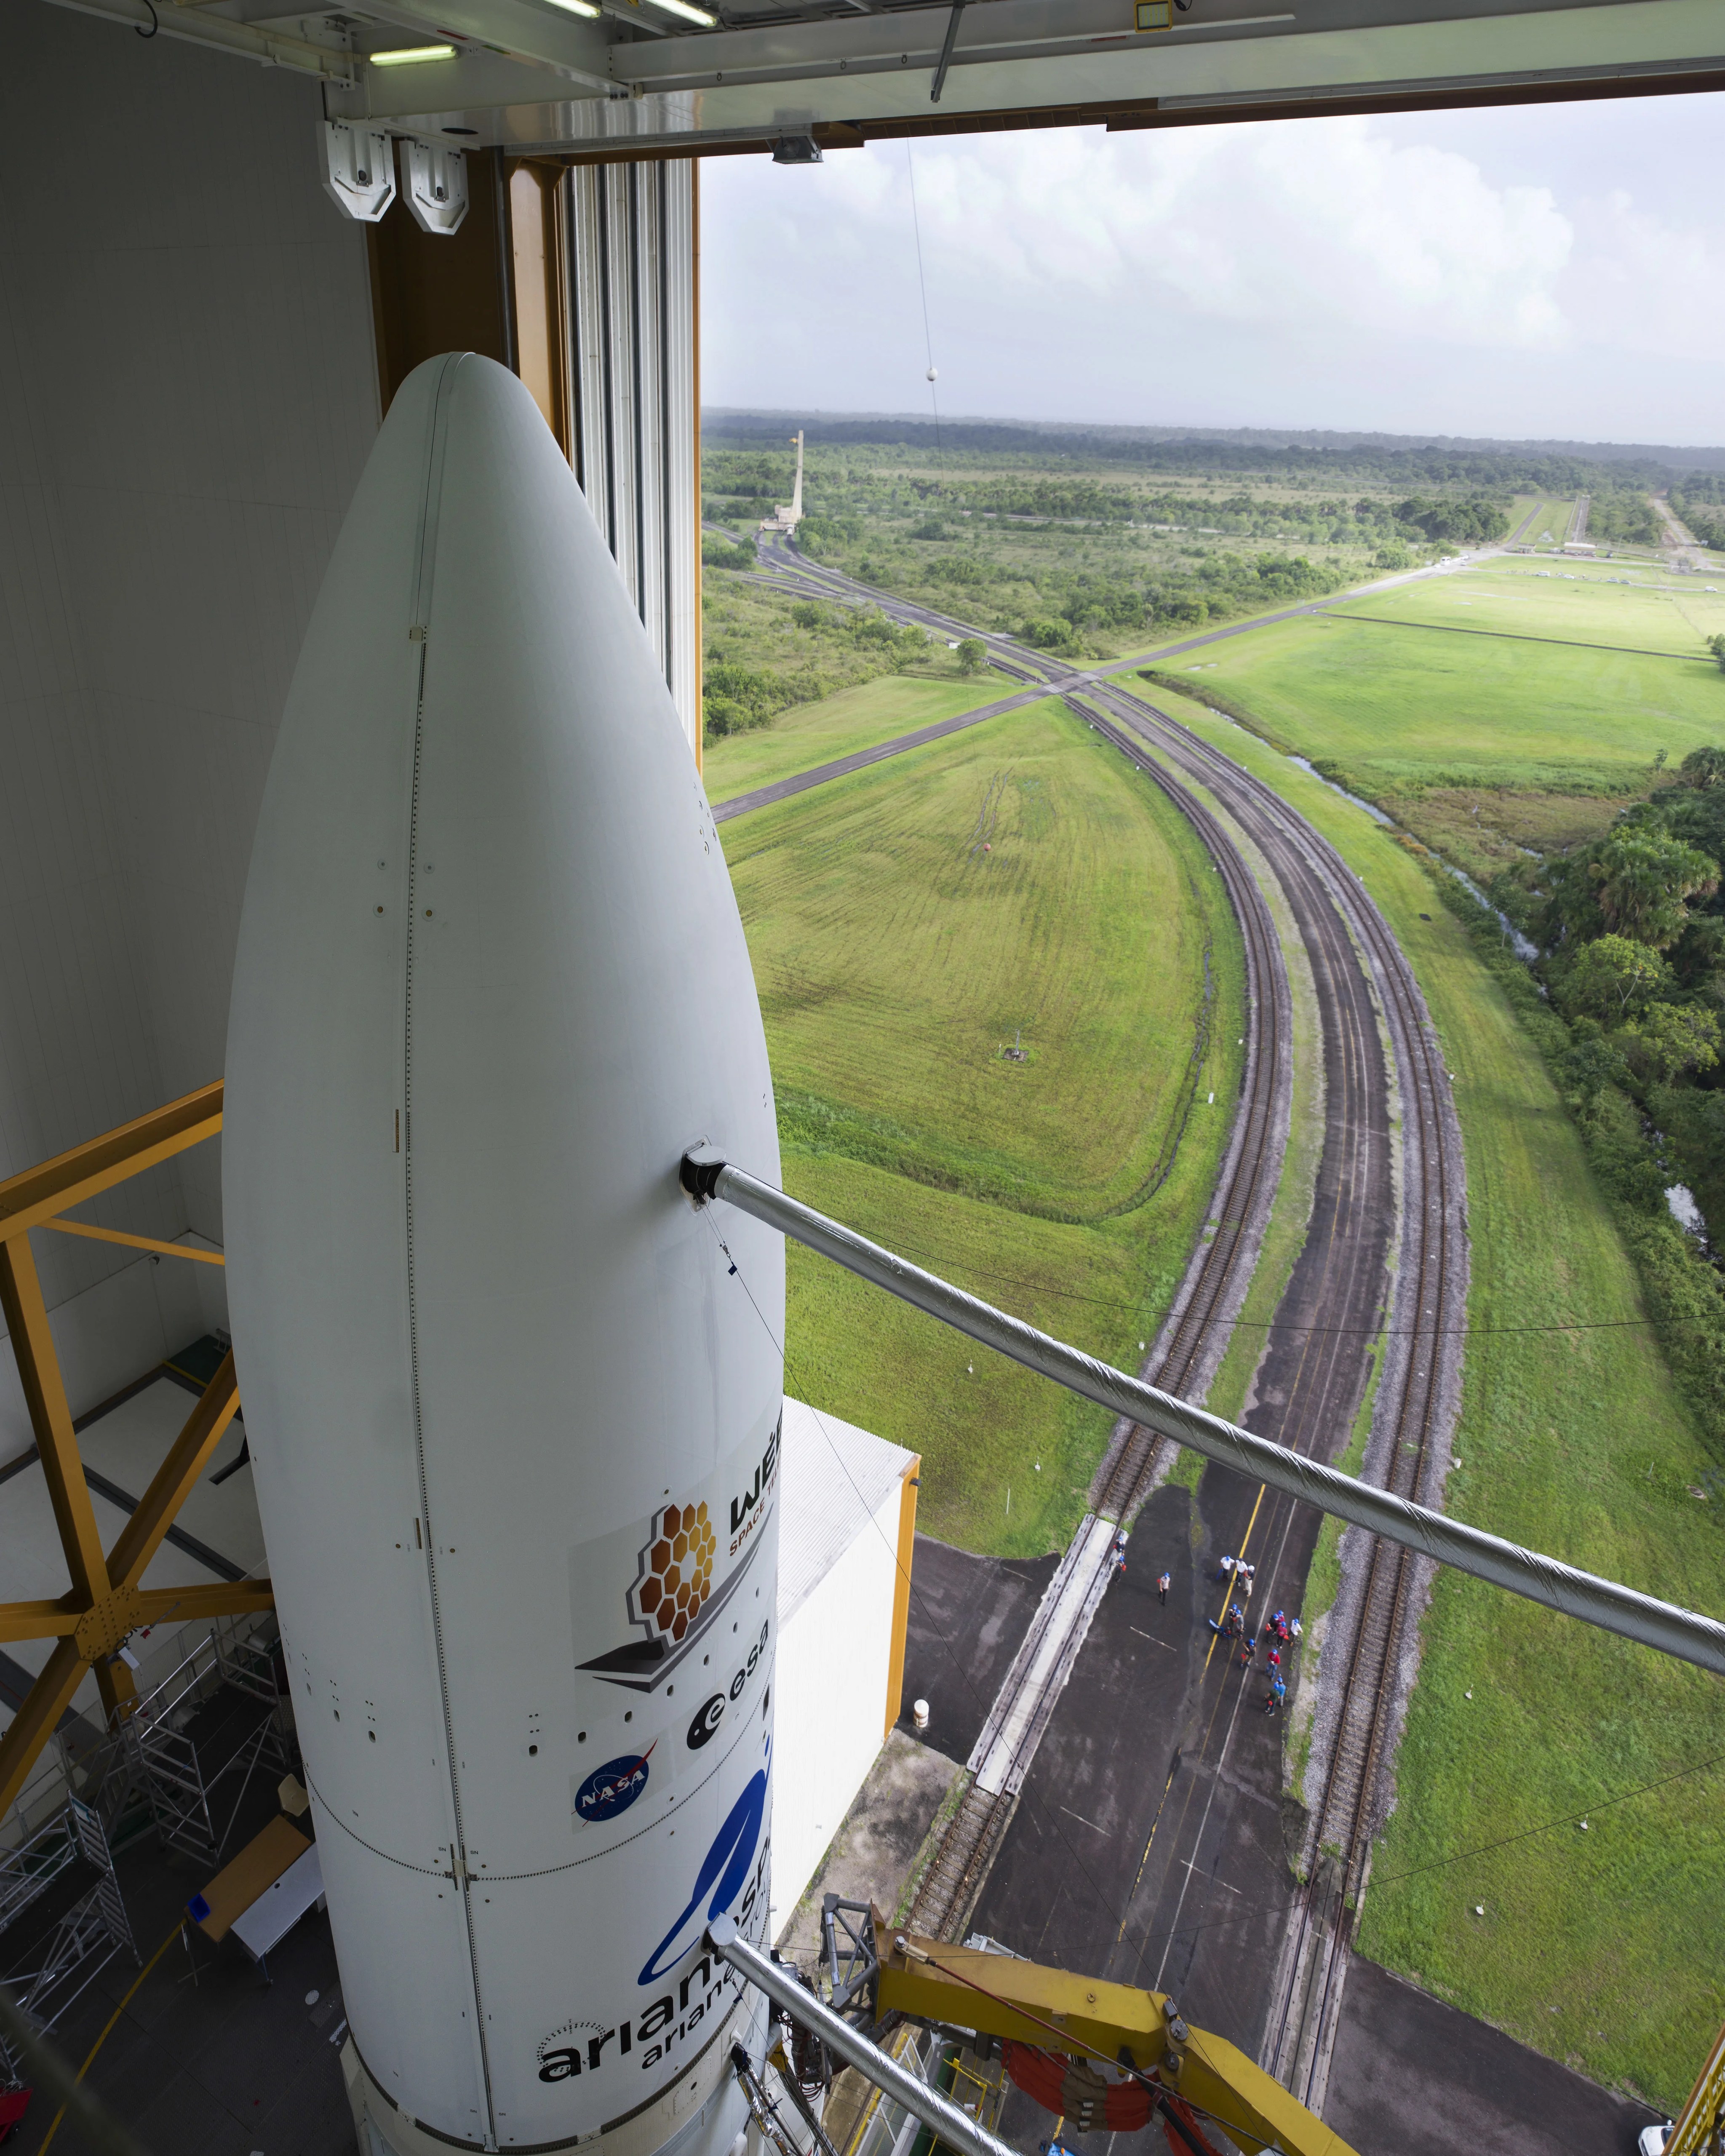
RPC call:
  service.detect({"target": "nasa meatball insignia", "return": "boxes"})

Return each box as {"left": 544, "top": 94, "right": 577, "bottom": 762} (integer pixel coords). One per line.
{"left": 574, "top": 1743, "right": 657, "bottom": 1824}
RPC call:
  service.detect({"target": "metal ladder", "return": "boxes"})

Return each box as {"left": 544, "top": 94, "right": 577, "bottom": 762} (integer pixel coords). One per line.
{"left": 0, "top": 1798, "right": 139, "bottom": 2077}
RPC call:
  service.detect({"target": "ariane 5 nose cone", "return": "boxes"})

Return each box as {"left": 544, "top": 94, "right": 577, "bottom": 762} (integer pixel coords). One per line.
{"left": 224, "top": 355, "right": 782, "bottom": 2156}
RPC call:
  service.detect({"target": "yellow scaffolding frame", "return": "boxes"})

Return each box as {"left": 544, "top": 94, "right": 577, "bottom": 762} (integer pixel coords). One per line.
{"left": 0, "top": 1082, "right": 273, "bottom": 1818}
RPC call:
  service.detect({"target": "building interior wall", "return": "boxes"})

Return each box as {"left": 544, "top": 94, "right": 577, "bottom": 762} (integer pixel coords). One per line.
{"left": 0, "top": 19, "right": 704, "bottom": 1461}
{"left": 569, "top": 159, "right": 700, "bottom": 749}
{"left": 0, "top": 5, "right": 381, "bottom": 1442}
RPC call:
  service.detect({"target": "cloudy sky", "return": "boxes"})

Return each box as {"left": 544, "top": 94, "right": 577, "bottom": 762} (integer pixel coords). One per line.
{"left": 700, "top": 93, "right": 1725, "bottom": 446}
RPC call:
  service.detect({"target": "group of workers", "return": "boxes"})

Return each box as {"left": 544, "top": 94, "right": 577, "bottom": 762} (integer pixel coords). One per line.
{"left": 1199, "top": 1557, "right": 1303, "bottom": 1715}
{"left": 1113, "top": 1539, "right": 1307, "bottom": 1714}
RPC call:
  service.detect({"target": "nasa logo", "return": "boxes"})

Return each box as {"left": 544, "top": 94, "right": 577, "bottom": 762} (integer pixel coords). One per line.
{"left": 574, "top": 1742, "right": 656, "bottom": 1824}
{"left": 688, "top": 1694, "right": 726, "bottom": 1749}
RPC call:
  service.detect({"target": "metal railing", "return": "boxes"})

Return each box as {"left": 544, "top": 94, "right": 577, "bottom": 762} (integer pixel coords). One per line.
{"left": 686, "top": 1153, "right": 1725, "bottom": 1678}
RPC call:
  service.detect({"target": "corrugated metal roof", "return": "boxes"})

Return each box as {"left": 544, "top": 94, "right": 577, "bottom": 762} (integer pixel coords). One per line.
{"left": 777, "top": 1396, "right": 915, "bottom": 1629}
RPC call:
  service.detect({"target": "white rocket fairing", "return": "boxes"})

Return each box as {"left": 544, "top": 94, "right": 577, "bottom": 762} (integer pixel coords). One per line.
{"left": 224, "top": 354, "right": 784, "bottom": 2155}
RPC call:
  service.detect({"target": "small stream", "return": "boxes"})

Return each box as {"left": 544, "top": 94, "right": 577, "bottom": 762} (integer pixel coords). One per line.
{"left": 1194, "top": 707, "right": 1543, "bottom": 959}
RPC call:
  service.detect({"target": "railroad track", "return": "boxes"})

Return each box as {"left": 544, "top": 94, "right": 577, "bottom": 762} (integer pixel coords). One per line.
{"left": 1084, "top": 682, "right": 1466, "bottom": 2105}
{"left": 809, "top": 590, "right": 1300, "bottom": 1943}
{"left": 749, "top": 541, "right": 1467, "bottom": 2052}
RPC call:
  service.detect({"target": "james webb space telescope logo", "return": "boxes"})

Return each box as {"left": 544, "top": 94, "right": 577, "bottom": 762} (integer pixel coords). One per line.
{"left": 631, "top": 1499, "right": 718, "bottom": 1646}
{"left": 578, "top": 1419, "right": 779, "bottom": 1695}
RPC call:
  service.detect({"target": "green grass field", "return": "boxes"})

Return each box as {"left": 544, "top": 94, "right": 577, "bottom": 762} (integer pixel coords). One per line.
{"left": 1111, "top": 684, "right": 1725, "bottom": 2111}
{"left": 1154, "top": 563, "right": 1725, "bottom": 876}
{"left": 703, "top": 674, "right": 1014, "bottom": 804}
{"left": 724, "top": 696, "right": 1244, "bottom": 1557}
{"left": 1519, "top": 497, "right": 1576, "bottom": 547}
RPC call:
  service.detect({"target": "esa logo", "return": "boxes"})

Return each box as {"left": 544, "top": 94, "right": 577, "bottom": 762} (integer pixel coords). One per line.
{"left": 574, "top": 1742, "right": 656, "bottom": 1824}
{"left": 687, "top": 1695, "right": 725, "bottom": 1749}
{"left": 684, "top": 1620, "right": 772, "bottom": 1750}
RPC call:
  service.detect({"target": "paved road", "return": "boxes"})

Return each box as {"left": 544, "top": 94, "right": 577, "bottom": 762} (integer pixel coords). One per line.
{"left": 893, "top": 1535, "right": 1058, "bottom": 1767}
{"left": 1326, "top": 1957, "right": 1663, "bottom": 2156}
{"left": 713, "top": 678, "right": 1077, "bottom": 824}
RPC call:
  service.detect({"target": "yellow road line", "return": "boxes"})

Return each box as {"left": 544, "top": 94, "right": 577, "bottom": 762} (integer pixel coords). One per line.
{"left": 39, "top": 1918, "right": 183, "bottom": 2153}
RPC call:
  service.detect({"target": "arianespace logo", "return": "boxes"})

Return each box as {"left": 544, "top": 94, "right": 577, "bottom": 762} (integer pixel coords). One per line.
{"left": 574, "top": 1742, "right": 656, "bottom": 1825}
{"left": 578, "top": 1418, "right": 780, "bottom": 1695}
{"left": 638, "top": 1761, "right": 768, "bottom": 1984}
{"left": 535, "top": 1752, "right": 772, "bottom": 2086}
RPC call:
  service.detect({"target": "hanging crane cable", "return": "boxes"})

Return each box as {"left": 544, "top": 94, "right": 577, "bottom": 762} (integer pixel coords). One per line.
{"left": 905, "top": 144, "right": 944, "bottom": 465}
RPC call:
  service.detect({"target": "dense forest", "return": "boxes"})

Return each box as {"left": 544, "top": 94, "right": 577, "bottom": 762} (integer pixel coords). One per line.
{"left": 704, "top": 411, "right": 1721, "bottom": 490}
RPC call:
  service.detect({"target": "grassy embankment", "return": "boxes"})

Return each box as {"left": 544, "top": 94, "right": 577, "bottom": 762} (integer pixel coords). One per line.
{"left": 1156, "top": 562, "right": 1725, "bottom": 876}
{"left": 723, "top": 697, "right": 1244, "bottom": 1560}
{"left": 1112, "top": 611, "right": 1725, "bottom": 2106}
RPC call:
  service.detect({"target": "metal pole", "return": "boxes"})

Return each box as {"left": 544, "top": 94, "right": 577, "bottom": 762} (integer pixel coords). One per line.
{"left": 684, "top": 1153, "right": 1725, "bottom": 1679}
{"left": 705, "top": 1917, "right": 1017, "bottom": 2156}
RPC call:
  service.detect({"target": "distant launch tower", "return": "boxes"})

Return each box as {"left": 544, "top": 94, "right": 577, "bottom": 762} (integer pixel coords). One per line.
{"left": 760, "top": 432, "right": 804, "bottom": 534}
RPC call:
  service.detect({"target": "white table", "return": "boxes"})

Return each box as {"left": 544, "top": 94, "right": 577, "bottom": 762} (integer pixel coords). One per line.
{"left": 230, "top": 1841, "right": 325, "bottom": 1974}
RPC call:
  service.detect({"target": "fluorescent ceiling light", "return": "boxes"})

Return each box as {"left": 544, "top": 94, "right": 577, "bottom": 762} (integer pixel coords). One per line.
{"left": 643, "top": 0, "right": 718, "bottom": 23}
{"left": 370, "top": 43, "right": 457, "bottom": 63}
{"left": 545, "top": 0, "right": 602, "bottom": 15}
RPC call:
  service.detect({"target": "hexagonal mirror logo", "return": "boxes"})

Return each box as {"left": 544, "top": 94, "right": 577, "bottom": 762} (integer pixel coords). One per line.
{"left": 629, "top": 1500, "right": 718, "bottom": 1644}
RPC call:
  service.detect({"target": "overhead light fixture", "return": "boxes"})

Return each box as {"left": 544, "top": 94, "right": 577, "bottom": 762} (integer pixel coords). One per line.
{"left": 644, "top": 0, "right": 718, "bottom": 24}
{"left": 370, "top": 43, "right": 458, "bottom": 64}
{"left": 545, "top": 0, "right": 602, "bottom": 15}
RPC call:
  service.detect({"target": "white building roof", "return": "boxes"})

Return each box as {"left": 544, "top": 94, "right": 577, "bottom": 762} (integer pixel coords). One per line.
{"left": 777, "top": 1397, "right": 915, "bottom": 1629}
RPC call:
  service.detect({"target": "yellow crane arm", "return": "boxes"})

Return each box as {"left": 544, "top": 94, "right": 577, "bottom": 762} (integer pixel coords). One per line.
{"left": 871, "top": 1919, "right": 1357, "bottom": 2156}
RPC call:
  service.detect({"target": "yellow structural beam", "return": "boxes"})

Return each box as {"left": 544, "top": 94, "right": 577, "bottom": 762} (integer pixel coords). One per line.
{"left": 1670, "top": 2016, "right": 1725, "bottom": 2156}
{"left": 874, "top": 1922, "right": 1357, "bottom": 2156}
{"left": 105, "top": 1352, "right": 240, "bottom": 1592}
{"left": 0, "top": 1081, "right": 223, "bottom": 1239}
{"left": 0, "top": 1081, "right": 279, "bottom": 1822}
{"left": 42, "top": 1218, "right": 225, "bottom": 1265}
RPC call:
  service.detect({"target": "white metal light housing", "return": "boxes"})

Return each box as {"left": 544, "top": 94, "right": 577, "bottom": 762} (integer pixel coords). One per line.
{"left": 320, "top": 121, "right": 396, "bottom": 224}
{"left": 403, "top": 139, "right": 470, "bottom": 235}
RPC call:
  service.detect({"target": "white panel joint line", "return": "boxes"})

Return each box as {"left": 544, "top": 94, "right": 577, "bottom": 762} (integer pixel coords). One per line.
{"left": 681, "top": 1152, "right": 1725, "bottom": 1678}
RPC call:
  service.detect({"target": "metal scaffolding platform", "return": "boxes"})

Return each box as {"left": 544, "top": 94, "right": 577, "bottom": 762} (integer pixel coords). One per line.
{"left": 0, "top": 1796, "right": 138, "bottom": 2080}
{"left": 124, "top": 1620, "right": 297, "bottom": 1867}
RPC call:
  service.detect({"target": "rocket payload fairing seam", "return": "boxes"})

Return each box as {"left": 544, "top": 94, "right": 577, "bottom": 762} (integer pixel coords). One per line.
{"left": 301, "top": 1696, "right": 775, "bottom": 1884}
{"left": 398, "top": 351, "right": 502, "bottom": 2134}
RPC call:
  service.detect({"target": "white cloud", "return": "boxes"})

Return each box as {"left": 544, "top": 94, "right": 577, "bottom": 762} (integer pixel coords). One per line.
{"left": 698, "top": 96, "right": 1725, "bottom": 441}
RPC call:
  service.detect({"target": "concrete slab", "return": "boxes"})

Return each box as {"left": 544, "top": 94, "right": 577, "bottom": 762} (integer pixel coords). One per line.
{"left": 971, "top": 1516, "right": 1116, "bottom": 1797}
{"left": 894, "top": 1535, "right": 1058, "bottom": 1766}
{"left": 3, "top": 1777, "right": 351, "bottom": 2156}
{"left": 967, "top": 1487, "right": 1215, "bottom": 1974}
{"left": 1325, "top": 1956, "right": 1664, "bottom": 2156}
{"left": 776, "top": 1729, "right": 964, "bottom": 1968}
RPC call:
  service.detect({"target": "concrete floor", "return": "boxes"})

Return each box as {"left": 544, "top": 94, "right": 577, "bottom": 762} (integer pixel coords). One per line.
{"left": 893, "top": 1535, "right": 1058, "bottom": 1766}
{"left": 775, "top": 1729, "right": 964, "bottom": 1969}
{"left": 959, "top": 1499, "right": 1657, "bottom": 2156}
{"left": 8, "top": 1779, "right": 352, "bottom": 2156}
